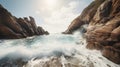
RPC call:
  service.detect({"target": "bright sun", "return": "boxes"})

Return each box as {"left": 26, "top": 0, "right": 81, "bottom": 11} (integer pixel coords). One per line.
{"left": 45, "top": 0, "right": 58, "bottom": 8}
{"left": 44, "top": 0, "right": 59, "bottom": 9}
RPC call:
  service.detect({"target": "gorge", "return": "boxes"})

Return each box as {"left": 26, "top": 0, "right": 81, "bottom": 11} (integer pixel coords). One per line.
{"left": 0, "top": 0, "right": 120, "bottom": 67}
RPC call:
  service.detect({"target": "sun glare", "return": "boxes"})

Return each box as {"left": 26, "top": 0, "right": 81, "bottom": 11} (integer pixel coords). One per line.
{"left": 45, "top": 0, "right": 58, "bottom": 8}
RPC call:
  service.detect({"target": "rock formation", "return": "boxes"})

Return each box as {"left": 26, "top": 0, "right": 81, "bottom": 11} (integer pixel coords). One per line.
{"left": 64, "top": 0, "right": 120, "bottom": 64}
{"left": 63, "top": 0, "right": 105, "bottom": 34}
{"left": 0, "top": 4, "right": 49, "bottom": 39}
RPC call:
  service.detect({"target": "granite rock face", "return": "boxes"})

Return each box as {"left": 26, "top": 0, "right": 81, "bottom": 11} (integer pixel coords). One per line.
{"left": 65, "top": 0, "right": 120, "bottom": 64}
{"left": 0, "top": 4, "right": 49, "bottom": 39}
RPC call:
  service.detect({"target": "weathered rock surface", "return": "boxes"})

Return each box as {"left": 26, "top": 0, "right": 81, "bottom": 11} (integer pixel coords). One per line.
{"left": 0, "top": 4, "right": 49, "bottom": 39}
{"left": 63, "top": 0, "right": 105, "bottom": 34}
{"left": 65, "top": 0, "right": 120, "bottom": 64}
{"left": 102, "top": 46, "right": 120, "bottom": 64}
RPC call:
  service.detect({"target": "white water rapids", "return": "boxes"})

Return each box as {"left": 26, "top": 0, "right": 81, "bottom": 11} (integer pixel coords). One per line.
{"left": 0, "top": 33, "right": 119, "bottom": 67}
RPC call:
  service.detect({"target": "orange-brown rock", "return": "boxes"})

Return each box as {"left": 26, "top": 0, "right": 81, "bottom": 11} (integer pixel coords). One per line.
{"left": 65, "top": 0, "right": 120, "bottom": 64}
{"left": 86, "top": 0, "right": 120, "bottom": 64}
{"left": 64, "top": 0, "right": 105, "bottom": 34}
{"left": 109, "top": 26, "right": 120, "bottom": 41}
{"left": 102, "top": 46, "right": 120, "bottom": 64}
{"left": 86, "top": 42, "right": 103, "bottom": 50}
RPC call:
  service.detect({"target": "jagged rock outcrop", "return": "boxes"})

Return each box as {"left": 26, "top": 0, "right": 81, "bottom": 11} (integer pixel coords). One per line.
{"left": 64, "top": 0, "right": 120, "bottom": 64}
{"left": 0, "top": 4, "right": 49, "bottom": 39}
{"left": 63, "top": 0, "right": 105, "bottom": 34}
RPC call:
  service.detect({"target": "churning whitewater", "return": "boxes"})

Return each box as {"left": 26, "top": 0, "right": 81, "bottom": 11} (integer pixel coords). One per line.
{"left": 0, "top": 33, "right": 119, "bottom": 67}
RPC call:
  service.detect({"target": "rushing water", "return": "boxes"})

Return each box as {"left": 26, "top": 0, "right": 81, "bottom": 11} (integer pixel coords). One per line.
{"left": 0, "top": 33, "right": 119, "bottom": 67}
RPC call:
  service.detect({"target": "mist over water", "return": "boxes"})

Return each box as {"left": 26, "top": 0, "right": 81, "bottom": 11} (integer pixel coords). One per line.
{"left": 0, "top": 33, "right": 119, "bottom": 67}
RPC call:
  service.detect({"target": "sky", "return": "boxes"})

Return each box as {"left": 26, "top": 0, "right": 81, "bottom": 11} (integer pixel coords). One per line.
{"left": 0, "top": 0, "right": 92, "bottom": 33}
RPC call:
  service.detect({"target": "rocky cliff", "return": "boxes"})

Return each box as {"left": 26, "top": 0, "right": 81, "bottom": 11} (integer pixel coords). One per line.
{"left": 64, "top": 0, "right": 120, "bottom": 64}
{"left": 0, "top": 4, "right": 49, "bottom": 39}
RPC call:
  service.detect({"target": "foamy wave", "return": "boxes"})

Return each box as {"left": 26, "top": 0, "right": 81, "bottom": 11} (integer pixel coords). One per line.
{"left": 0, "top": 34, "right": 119, "bottom": 67}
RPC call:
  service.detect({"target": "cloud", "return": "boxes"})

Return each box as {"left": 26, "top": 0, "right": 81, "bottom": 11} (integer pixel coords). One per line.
{"left": 0, "top": 0, "right": 92, "bottom": 33}
{"left": 35, "top": 10, "right": 40, "bottom": 14}
{"left": 34, "top": 0, "right": 92, "bottom": 33}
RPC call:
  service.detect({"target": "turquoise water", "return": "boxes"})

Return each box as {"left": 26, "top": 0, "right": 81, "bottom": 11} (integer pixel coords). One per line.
{"left": 0, "top": 33, "right": 119, "bottom": 67}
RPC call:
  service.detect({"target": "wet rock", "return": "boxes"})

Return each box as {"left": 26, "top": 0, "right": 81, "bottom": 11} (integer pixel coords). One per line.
{"left": 65, "top": 0, "right": 120, "bottom": 64}
{"left": 24, "top": 57, "right": 95, "bottom": 67}
{"left": 64, "top": 63, "right": 79, "bottom": 67}
{"left": 87, "top": 0, "right": 120, "bottom": 64}
{"left": 86, "top": 42, "right": 103, "bottom": 50}
{"left": 102, "top": 46, "right": 120, "bottom": 64}
{"left": 24, "top": 57, "right": 63, "bottom": 67}
{"left": 0, "top": 58, "right": 27, "bottom": 67}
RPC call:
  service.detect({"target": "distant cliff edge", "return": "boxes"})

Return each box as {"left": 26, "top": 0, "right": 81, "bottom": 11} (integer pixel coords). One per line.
{"left": 0, "top": 4, "right": 49, "bottom": 39}
{"left": 64, "top": 0, "right": 120, "bottom": 64}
